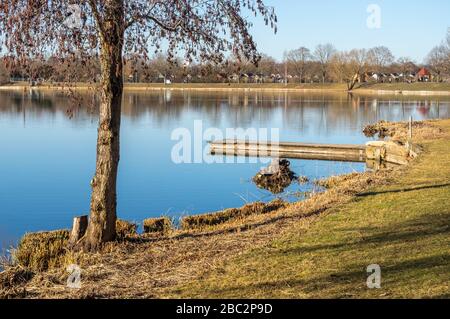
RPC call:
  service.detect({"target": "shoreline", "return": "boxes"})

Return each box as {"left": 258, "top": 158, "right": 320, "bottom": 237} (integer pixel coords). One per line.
{"left": 1, "top": 83, "right": 450, "bottom": 96}
{"left": 1, "top": 119, "right": 449, "bottom": 298}
{"left": 352, "top": 89, "right": 450, "bottom": 96}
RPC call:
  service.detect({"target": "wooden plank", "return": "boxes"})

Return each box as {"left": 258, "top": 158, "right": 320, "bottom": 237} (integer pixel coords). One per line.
{"left": 210, "top": 149, "right": 366, "bottom": 162}
{"left": 211, "top": 139, "right": 366, "bottom": 150}
{"left": 209, "top": 140, "right": 367, "bottom": 162}
{"left": 210, "top": 140, "right": 411, "bottom": 166}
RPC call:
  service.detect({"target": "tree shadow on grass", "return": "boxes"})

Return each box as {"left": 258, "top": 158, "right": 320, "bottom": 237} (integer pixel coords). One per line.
{"left": 204, "top": 254, "right": 450, "bottom": 298}
{"left": 126, "top": 207, "right": 327, "bottom": 245}
{"left": 281, "top": 211, "right": 450, "bottom": 256}
{"left": 356, "top": 183, "right": 450, "bottom": 197}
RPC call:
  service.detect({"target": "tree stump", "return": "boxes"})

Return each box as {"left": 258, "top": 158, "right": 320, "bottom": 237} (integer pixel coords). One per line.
{"left": 69, "top": 215, "right": 88, "bottom": 246}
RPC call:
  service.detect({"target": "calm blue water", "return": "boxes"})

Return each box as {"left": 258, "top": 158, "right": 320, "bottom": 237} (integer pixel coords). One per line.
{"left": 1, "top": 89, "right": 449, "bottom": 251}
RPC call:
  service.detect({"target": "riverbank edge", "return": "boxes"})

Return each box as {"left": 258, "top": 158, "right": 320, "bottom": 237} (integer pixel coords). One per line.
{"left": 170, "top": 119, "right": 450, "bottom": 298}
{"left": 0, "top": 120, "right": 447, "bottom": 298}
{"left": 1, "top": 83, "right": 450, "bottom": 96}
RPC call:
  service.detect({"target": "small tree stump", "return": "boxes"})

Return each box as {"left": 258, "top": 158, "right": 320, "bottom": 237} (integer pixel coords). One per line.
{"left": 69, "top": 215, "right": 88, "bottom": 245}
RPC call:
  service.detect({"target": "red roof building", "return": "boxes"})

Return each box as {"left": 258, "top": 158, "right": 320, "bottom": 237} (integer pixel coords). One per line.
{"left": 417, "top": 67, "right": 431, "bottom": 81}
{"left": 418, "top": 68, "right": 431, "bottom": 76}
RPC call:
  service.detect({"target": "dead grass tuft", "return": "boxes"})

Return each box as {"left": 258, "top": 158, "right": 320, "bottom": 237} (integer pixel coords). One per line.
{"left": 13, "top": 230, "right": 71, "bottom": 272}
{"left": 0, "top": 266, "right": 34, "bottom": 290}
{"left": 143, "top": 217, "right": 172, "bottom": 234}
{"left": 181, "top": 199, "right": 286, "bottom": 230}
{"left": 116, "top": 219, "right": 138, "bottom": 240}
{"left": 363, "top": 120, "right": 445, "bottom": 143}
{"left": 315, "top": 173, "right": 361, "bottom": 189}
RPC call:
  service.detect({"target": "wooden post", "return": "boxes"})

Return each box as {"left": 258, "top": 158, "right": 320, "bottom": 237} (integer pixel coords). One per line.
{"left": 69, "top": 215, "right": 88, "bottom": 245}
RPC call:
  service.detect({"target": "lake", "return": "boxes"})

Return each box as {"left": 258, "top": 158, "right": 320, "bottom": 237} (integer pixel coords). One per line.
{"left": 1, "top": 89, "right": 449, "bottom": 252}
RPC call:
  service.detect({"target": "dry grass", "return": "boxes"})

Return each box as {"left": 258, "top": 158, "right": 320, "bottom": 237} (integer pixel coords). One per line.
{"left": 116, "top": 220, "right": 138, "bottom": 240}
{"left": 4, "top": 82, "right": 450, "bottom": 94}
{"left": 1, "top": 82, "right": 349, "bottom": 92}
{"left": 363, "top": 120, "right": 445, "bottom": 142}
{"left": 0, "top": 267, "right": 34, "bottom": 299}
{"left": 181, "top": 199, "right": 286, "bottom": 230}
{"left": 1, "top": 119, "right": 448, "bottom": 299}
{"left": 143, "top": 217, "right": 172, "bottom": 234}
{"left": 169, "top": 120, "right": 450, "bottom": 299}
{"left": 12, "top": 230, "right": 73, "bottom": 273}
{"left": 314, "top": 173, "right": 361, "bottom": 189}
{"left": 0, "top": 167, "right": 394, "bottom": 298}
{"left": 358, "top": 82, "right": 450, "bottom": 92}
{"left": 0, "top": 267, "right": 34, "bottom": 290}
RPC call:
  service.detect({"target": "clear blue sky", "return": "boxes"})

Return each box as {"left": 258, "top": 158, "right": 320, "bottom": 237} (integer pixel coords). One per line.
{"left": 250, "top": 0, "right": 449, "bottom": 63}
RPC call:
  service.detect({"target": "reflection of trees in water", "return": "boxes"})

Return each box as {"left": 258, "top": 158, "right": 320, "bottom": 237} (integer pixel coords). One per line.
{"left": 1, "top": 90, "right": 449, "bottom": 130}
{"left": 0, "top": 90, "right": 97, "bottom": 125}
{"left": 1, "top": 90, "right": 54, "bottom": 111}
{"left": 122, "top": 91, "right": 282, "bottom": 128}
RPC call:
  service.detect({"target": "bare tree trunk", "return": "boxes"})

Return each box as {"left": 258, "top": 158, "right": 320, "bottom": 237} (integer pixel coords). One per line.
{"left": 82, "top": 1, "right": 124, "bottom": 251}
{"left": 347, "top": 73, "right": 359, "bottom": 91}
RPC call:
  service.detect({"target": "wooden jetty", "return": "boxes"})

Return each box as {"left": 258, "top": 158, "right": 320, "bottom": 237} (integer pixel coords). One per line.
{"left": 209, "top": 139, "right": 414, "bottom": 165}
{"left": 209, "top": 140, "right": 367, "bottom": 162}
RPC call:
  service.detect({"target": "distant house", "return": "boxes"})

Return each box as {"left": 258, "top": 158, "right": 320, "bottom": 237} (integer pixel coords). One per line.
{"left": 239, "top": 73, "right": 250, "bottom": 83}
{"left": 183, "top": 74, "right": 192, "bottom": 83}
{"left": 246, "top": 73, "right": 262, "bottom": 83}
{"left": 363, "top": 71, "right": 380, "bottom": 82}
{"left": 270, "top": 73, "right": 282, "bottom": 83}
{"left": 417, "top": 68, "right": 431, "bottom": 82}
{"left": 254, "top": 73, "right": 265, "bottom": 83}
{"left": 237, "top": 72, "right": 266, "bottom": 83}
{"left": 380, "top": 73, "right": 390, "bottom": 82}
{"left": 366, "top": 72, "right": 377, "bottom": 82}
{"left": 389, "top": 73, "right": 402, "bottom": 83}
{"left": 226, "top": 73, "right": 237, "bottom": 83}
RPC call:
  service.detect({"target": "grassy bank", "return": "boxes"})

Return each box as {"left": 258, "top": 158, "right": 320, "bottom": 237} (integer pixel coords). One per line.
{"left": 0, "top": 81, "right": 348, "bottom": 92}
{"left": 2, "top": 81, "right": 450, "bottom": 95}
{"left": 170, "top": 120, "right": 450, "bottom": 299}
{"left": 359, "top": 82, "right": 450, "bottom": 92}
{"left": 1, "top": 120, "right": 449, "bottom": 298}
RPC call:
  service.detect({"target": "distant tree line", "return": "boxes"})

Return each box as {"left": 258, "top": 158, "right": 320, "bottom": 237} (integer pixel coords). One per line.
{"left": 1, "top": 31, "right": 449, "bottom": 88}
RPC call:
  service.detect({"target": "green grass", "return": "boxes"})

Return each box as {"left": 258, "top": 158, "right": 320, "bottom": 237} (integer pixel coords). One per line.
{"left": 3, "top": 81, "right": 450, "bottom": 93}
{"left": 171, "top": 121, "right": 450, "bottom": 299}
{"left": 122, "top": 82, "right": 450, "bottom": 92}
{"left": 125, "top": 82, "right": 450, "bottom": 92}
{"left": 359, "top": 82, "right": 450, "bottom": 92}
{"left": 124, "top": 82, "right": 349, "bottom": 90}
{"left": 1, "top": 81, "right": 348, "bottom": 90}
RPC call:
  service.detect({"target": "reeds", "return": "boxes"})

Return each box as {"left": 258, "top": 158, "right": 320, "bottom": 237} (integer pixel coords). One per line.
{"left": 181, "top": 199, "right": 286, "bottom": 230}
{"left": 363, "top": 120, "right": 445, "bottom": 142}
{"left": 13, "top": 230, "right": 70, "bottom": 272}
{"left": 116, "top": 219, "right": 138, "bottom": 240}
{"left": 143, "top": 217, "right": 172, "bottom": 234}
